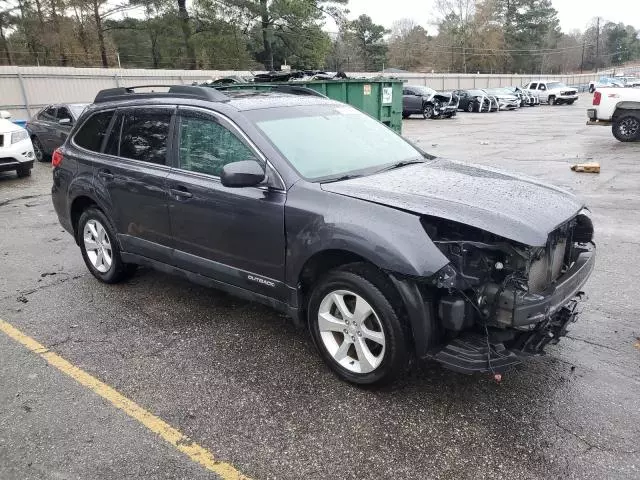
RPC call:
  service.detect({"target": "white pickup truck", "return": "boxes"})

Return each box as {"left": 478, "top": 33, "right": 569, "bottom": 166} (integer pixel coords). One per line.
{"left": 587, "top": 88, "right": 640, "bottom": 142}
{"left": 522, "top": 80, "right": 578, "bottom": 105}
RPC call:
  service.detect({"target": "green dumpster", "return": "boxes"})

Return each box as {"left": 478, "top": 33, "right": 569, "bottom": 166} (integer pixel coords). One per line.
{"left": 213, "top": 79, "right": 404, "bottom": 134}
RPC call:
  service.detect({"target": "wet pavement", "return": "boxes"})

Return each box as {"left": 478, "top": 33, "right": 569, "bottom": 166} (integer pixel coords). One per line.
{"left": 1, "top": 95, "right": 639, "bottom": 479}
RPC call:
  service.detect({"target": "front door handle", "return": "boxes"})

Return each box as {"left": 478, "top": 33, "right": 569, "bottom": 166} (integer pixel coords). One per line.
{"left": 170, "top": 187, "right": 193, "bottom": 199}
{"left": 98, "top": 169, "right": 114, "bottom": 180}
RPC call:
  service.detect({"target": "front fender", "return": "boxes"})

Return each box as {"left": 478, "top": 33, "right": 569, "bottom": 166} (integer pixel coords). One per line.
{"left": 285, "top": 183, "right": 449, "bottom": 286}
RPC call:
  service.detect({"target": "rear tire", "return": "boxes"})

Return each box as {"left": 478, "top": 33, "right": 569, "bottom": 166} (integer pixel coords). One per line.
{"left": 308, "top": 264, "right": 409, "bottom": 386}
{"left": 612, "top": 114, "right": 640, "bottom": 142}
{"left": 77, "top": 207, "right": 137, "bottom": 284}
{"left": 16, "top": 166, "right": 31, "bottom": 178}
{"left": 548, "top": 96, "right": 556, "bottom": 105}
{"left": 466, "top": 102, "right": 474, "bottom": 113}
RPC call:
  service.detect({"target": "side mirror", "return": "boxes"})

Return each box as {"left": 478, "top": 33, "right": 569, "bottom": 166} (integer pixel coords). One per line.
{"left": 58, "top": 118, "right": 71, "bottom": 125}
{"left": 0, "top": 110, "right": 11, "bottom": 119}
{"left": 221, "top": 160, "right": 265, "bottom": 188}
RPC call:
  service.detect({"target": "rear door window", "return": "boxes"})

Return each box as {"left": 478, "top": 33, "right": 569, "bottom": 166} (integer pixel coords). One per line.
{"left": 529, "top": 83, "right": 537, "bottom": 89}
{"left": 56, "top": 107, "right": 73, "bottom": 124}
{"left": 39, "top": 106, "right": 57, "bottom": 121}
{"left": 118, "top": 109, "right": 172, "bottom": 165}
{"left": 73, "top": 110, "right": 115, "bottom": 152}
{"left": 104, "top": 113, "right": 122, "bottom": 156}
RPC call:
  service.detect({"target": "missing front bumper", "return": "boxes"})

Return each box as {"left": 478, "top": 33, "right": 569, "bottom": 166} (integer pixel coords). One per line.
{"left": 434, "top": 298, "right": 583, "bottom": 374}
{"left": 485, "top": 244, "right": 595, "bottom": 328}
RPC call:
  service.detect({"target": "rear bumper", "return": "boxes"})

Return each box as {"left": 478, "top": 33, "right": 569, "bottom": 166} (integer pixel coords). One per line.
{"left": 586, "top": 109, "right": 612, "bottom": 125}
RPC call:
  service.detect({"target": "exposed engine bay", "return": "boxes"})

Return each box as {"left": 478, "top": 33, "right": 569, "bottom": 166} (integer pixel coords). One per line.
{"left": 423, "top": 211, "right": 596, "bottom": 374}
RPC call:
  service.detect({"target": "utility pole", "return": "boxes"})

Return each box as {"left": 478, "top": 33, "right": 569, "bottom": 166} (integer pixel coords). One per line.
{"left": 595, "top": 16, "right": 600, "bottom": 72}
{"left": 581, "top": 41, "right": 585, "bottom": 74}
{"left": 451, "top": 43, "right": 454, "bottom": 73}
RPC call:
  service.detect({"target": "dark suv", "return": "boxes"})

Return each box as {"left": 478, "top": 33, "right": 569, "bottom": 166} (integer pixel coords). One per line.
{"left": 52, "top": 85, "right": 596, "bottom": 385}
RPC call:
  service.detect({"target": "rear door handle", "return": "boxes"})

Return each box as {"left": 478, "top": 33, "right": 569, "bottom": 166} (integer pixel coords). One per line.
{"left": 98, "top": 169, "right": 114, "bottom": 180}
{"left": 170, "top": 187, "right": 193, "bottom": 199}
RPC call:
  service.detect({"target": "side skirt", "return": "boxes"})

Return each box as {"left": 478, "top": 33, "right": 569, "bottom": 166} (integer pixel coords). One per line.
{"left": 121, "top": 252, "right": 301, "bottom": 324}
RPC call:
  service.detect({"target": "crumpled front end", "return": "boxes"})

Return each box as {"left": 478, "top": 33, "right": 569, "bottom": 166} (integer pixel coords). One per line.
{"left": 433, "top": 92, "right": 460, "bottom": 118}
{"left": 422, "top": 211, "right": 596, "bottom": 374}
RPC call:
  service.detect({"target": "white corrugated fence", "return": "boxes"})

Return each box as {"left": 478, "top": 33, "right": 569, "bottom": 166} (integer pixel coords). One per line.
{"left": 0, "top": 66, "right": 604, "bottom": 120}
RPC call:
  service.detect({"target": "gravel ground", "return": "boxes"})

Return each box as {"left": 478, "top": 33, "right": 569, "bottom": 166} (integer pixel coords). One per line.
{"left": 1, "top": 94, "right": 639, "bottom": 480}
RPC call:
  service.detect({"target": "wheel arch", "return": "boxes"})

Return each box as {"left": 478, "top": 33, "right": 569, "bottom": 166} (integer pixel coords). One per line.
{"left": 68, "top": 191, "right": 112, "bottom": 244}
{"left": 298, "top": 249, "right": 375, "bottom": 300}
{"left": 298, "top": 249, "right": 437, "bottom": 359}
{"left": 613, "top": 102, "right": 640, "bottom": 118}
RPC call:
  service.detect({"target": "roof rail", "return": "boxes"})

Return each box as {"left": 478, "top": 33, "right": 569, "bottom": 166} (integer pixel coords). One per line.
{"left": 211, "top": 83, "right": 328, "bottom": 98}
{"left": 93, "top": 85, "right": 230, "bottom": 104}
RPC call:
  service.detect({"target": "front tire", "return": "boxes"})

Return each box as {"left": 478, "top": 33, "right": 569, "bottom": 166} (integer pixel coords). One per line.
{"left": 548, "top": 96, "right": 556, "bottom": 105}
{"left": 32, "top": 137, "right": 48, "bottom": 162}
{"left": 612, "top": 114, "right": 640, "bottom": 142}
{"left": 466, "top": 102, "right": 474, "bottom": 113}
{"left": 422, "top": 104, "right": 434, "bottom": 119}
{"left": 16, "top": 166, "right": 31, "bottom": 178}
{"left": 308, "top": 265, "right": 409, "bottom": 385}
{"left": 77, "top": 207, "right": 137, "bottom": 284}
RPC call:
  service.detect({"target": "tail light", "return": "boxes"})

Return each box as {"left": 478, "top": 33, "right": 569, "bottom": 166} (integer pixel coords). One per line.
{"left": 593, "top": 91, "right": 601, "bottom": 106}
{"left": 52, "top": 148, "right": 63, "bottom": 168}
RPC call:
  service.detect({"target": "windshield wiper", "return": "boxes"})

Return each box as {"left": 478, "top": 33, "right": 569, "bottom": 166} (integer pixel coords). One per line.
{"left": 322, "top": 174, "right": 364, "bottom": 183}
{"left": 375, "top": 159, "right": 425, "bottom": 174}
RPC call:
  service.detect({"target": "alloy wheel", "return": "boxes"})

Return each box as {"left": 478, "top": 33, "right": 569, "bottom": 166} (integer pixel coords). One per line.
{"left": 618, "top": 117, "right": 640, "bottom": 139}
{"left": 317, "top": 290, "right": 386, "bottom": 374}
{"left": 32, "top": 138, "right": 43, "bottom": 162}
{"left": 83, "top": 219, "right": 113, "bottom": 273}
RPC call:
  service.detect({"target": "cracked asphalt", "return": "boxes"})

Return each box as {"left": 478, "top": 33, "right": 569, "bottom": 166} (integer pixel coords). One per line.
{"left": 1, "top": 95, "right": 639, "bottom": 479}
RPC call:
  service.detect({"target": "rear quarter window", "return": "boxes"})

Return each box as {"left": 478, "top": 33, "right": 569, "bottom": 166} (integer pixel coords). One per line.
{"left": 73, "top": 110, "right": 115, "bottom": 152}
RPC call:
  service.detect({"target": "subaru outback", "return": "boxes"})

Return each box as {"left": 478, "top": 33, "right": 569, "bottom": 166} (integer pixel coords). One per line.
{"left": 51, "top": 85, "right": 596, "bottom": 385}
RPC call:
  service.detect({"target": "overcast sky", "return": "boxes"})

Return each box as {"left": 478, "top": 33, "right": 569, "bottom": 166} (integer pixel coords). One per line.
{"left": 340, "top": 0, "right": 640, "bottom": 34}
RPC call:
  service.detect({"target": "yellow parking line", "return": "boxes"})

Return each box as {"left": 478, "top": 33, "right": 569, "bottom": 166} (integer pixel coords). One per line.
{"left": 0, "top": 318, "right": 250, "bottom": 480}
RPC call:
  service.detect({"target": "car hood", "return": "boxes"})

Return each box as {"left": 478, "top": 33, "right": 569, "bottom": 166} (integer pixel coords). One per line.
{"left": 0, "top": 118, "right": 22, "bottom": 134}
{"left": 321, "top": 159, "right": 584, "bottom": 246}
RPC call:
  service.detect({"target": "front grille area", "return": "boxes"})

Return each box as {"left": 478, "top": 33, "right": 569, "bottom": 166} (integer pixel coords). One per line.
{"left": 528, "top": 235, "right": 570, "bottom": 294}
{"left": 562, "top": 90, "right": 576, "bottom": 96}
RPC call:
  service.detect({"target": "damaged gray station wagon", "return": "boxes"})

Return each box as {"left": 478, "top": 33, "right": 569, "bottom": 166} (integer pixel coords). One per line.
{"left": 52, "top": 85, "right": 596, "bottom": 385}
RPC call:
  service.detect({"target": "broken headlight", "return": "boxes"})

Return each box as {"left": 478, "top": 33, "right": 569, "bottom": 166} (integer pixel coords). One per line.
{"left": 422, "top": 217, "right": 530, "bottom": 290}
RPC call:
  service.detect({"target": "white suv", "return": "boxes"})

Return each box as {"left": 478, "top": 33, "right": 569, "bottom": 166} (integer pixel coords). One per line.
{"left": 0, "top": 111, "right": 35, "bottom": 178}
{"left": 523, "top": 81, "right": 578, "bottom": 105}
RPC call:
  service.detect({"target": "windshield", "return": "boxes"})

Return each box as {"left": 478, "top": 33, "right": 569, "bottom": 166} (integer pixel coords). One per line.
{"left": 249, "top": 105, "right": 423, "bottom": 181}
{"left": 467, "top": 90, "right": 485, "bottom": 96}
{"left": 409, "top": 86, "right": 436, "bottom": 96}
{"left": 69, "top": 104, "right": 89, "bottom": 118}
{"left": 546, "top": 82, "right": 566, "bottom": 89}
